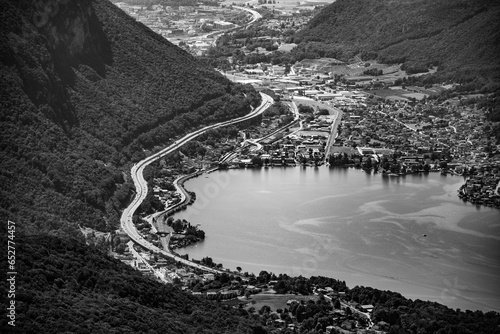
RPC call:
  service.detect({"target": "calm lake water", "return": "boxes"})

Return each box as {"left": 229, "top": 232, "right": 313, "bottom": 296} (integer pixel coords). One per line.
{"left": 173, "top": 167, "right": 500, "bottom": 312}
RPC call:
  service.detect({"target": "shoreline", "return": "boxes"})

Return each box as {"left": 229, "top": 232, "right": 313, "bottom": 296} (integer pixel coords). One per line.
{"left": 120, "top": 92, "right": 274, "bottom": 276}
{"left": 171, "top": 167, "right": 500, "bottom": 312}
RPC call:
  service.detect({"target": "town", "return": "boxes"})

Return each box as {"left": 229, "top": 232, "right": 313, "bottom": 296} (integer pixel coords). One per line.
{"left": 99, "top": 1, "right": 500, "bottom": 333}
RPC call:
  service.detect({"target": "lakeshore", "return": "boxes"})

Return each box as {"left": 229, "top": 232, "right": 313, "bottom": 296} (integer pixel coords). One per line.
{"left": 173, "top": 167, "right": 500, "bottom": 312}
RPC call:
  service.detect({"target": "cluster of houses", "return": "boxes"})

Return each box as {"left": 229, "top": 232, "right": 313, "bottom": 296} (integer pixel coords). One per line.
{"left": 311, "top": 289, "right": 386, "bottom": 334}
{"left": 372, "top": 98, "right": 490, "bottom": 160}
{"left": 121, "top": 246, "right": 268, "bottom": 301}
{"left": 193, "top": 288, "right": 240, "bottom": 301}
{"left": 334, "top": 109, "right": 448, "bottom": 170}
{"left": 227, "top": 79, "right": 500, "bottom": 206}
{"left": 337, "top": 97, "right": 500, "bottom": 165}
{"left": 458, "top": 164, "right": 500, "bottom": 208}
{"left": 261, "top": 12, "right": 312, "bottom": 30}
{"left": 330, "top": 94, "right": 500, "bottom": 206}
{"left": 152, "top": 184, "right": 181, "bottom": 208}
{"left": 165, "top": 268, "right": 214, "bottom": 285}
{"left": 235, "top": 121, "right": 334, "bottom": 168}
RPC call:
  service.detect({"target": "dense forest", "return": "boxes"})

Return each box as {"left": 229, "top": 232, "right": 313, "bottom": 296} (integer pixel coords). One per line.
{"left": 0, "top": 0, "right": 260, "bottom": 236}
{"left": 292, "top": 0, "right": 500, "bottom": 91}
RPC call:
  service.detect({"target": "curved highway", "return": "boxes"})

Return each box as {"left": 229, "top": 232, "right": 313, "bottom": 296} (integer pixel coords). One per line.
{"left": 200, "top": 5, "right": 262, "bottom": 43}
{"left": 121, "top": 93, "right": 273, "bottom": 274}
{"left": 233, "top": 6, "right": 262, "bottom": 26}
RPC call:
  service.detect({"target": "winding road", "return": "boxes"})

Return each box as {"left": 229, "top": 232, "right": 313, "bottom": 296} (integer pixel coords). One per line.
{"left": 232, "top": 6, "right": 262, "bottom": 26}
{"left": 198, "top": 5, "right": 262, "bottom": 44}
{"left": 120, "top": 93, "right": 273, "bottom": 274}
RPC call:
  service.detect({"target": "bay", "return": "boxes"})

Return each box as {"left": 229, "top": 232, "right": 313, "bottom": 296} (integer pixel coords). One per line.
{"left": 173, "top": 167, "right": 500, "bottom": 312}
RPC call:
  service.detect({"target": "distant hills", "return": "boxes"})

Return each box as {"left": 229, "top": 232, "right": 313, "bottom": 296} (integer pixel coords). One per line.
{"left": 0, "top": 0, "right": 260, "bottom": 235}
{"left": 293, "top": 0, "right": 500, "bottom": 90}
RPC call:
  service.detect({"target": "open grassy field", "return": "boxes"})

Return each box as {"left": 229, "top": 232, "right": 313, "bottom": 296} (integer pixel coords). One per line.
{"left": 367, "top": 85, "right": 447, "bottom": 101}
{"left": 292, "top": 97, "right": 338, "bottom": 115}
{"left": 402, "top": 92, "right": 427, "bottom": 100}
{"left": 244, "top": 293, "right": 319, "bottom": 311}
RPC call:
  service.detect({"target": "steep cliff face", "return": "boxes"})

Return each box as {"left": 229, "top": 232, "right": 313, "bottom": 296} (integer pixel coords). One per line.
{"left": 36, "top": 0, "right": 112, "bottom": 75}
{"left": 1, "top": 0, "right": 111, "bottom": 128}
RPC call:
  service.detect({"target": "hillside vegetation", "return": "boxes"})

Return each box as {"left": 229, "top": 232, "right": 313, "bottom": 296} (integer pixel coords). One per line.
{"left": 0, "top": 234, "right": 261, "bottom": 333}
{"left": 1, "top": 233, "right": 499, "bottom": 333}
{"left": 0, "top": 0, "right": 260, "bottom": 235}
{"left": 1, "top": 1, "right": 499, "bottom": 332}
{"left": 293, "top": 0, "right": 500, "bottom": 90}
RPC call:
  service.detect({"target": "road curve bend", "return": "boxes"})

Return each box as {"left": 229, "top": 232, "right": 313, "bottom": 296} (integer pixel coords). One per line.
{"left": 120, "top": 93, "right": 273, "bottom": 274}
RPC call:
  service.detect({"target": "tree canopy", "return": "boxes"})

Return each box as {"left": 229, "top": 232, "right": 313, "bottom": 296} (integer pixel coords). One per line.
{"left": 0, "top": 234, "right": 259, "bottom": 333}
{"left": 293, "top": 0, "right": 500, "bottom": 91}
{"left": 0, "top": 0, "right": 261, "bottom": 236}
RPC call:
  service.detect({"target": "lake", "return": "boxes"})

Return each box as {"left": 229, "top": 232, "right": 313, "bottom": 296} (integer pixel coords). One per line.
{"left": 173, "top": 167, "right": 500, "bottom": 312}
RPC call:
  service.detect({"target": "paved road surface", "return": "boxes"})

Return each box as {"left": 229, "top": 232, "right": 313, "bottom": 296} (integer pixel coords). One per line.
{"left": 120, "top": 93, "right": 273, "bottom": 275}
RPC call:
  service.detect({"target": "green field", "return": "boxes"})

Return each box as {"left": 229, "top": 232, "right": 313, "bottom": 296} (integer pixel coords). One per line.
{"left": 243, "top": 293, "right": 319, "bottom": 311}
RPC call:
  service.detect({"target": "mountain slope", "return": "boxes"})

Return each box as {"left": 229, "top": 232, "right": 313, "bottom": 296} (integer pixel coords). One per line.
{"left": 0, "top": 234, "right": 259, "bottom": 333}
{"left": 1, "top": 233, "right": 499, "bottom": 333}
{"left": 294, "top": 0, "right": 500, "bottom": 88}
{"left": 0, "top": 0, "right": 260, "bottom": 235}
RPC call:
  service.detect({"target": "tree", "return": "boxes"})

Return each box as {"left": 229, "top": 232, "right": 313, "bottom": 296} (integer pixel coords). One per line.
{"left": 284, "top": 63, "right": 291, "bottom": 75}
{"left": 201, "top": 256, "right": 214, "bottom": 267}
{"left": 298, "top": 104, "right": 314, "bottom": 114}
{"left": 172, "top": 219, "right": 184, "bottom": 233}
{"left": 251, "top": 155, "right": 263, "bottom": 167}
{"left": 167, "top": 217, "right": 174, "bottom": 226}
{"left": 113, "top": 236, "right": 121, "bottom": 248}
{"left": 334, "top": 298, "right": 341, "bottom": 309}
{"left": 116, "top": 243, "right": 126, "bottom": 254}
{"left": 259, "top": 305, "right": 271, "bottom": 315}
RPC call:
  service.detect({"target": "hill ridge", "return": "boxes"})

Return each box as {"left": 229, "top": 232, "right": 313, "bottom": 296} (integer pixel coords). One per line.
{"left": 294, "top": 0, "right": 500, "bottom": 88}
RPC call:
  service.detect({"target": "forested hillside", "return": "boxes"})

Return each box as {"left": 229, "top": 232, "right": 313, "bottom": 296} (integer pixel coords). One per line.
{"left": 1, "top": 233, "right": 498, "bottom": 333}
{"left": 0, "top": 0, "right": 260, "bottom": 236}
{"left": 293, "top": 0, "right": 500, "bottom": 90}
{"left": 0, "top": 234, "right": 261, "bottom": 333}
